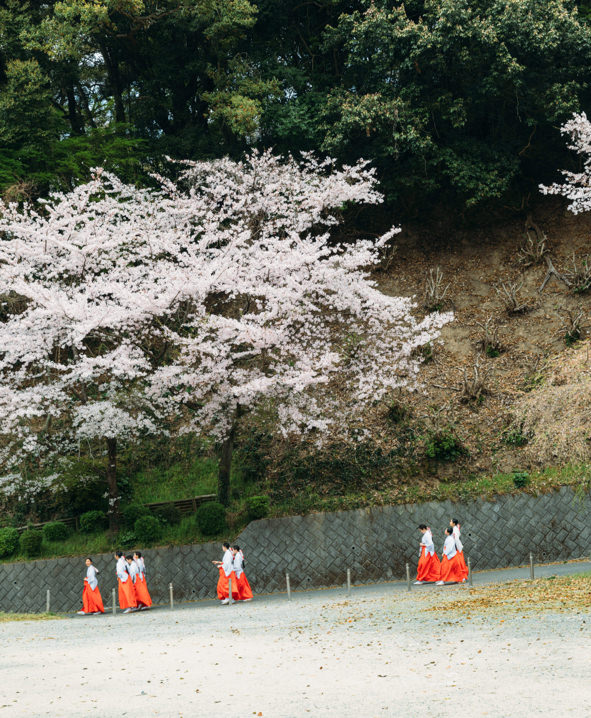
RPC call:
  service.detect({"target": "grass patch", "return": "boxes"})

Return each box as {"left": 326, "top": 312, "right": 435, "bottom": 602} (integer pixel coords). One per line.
{"left": 0, "top": 612, "right": 62, "bottom": 622}
{"left": 130, "top": 456, "right": 219, "bottom": 503}
{"left": 423, "top": 572, "right": 591, "bottom": 615}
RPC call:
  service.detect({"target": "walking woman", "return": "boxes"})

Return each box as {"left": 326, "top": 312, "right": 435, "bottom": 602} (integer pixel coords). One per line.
{"left": 437, "top": 527, "right": 465, "bottom": 585}
{"left": 78, "top": 558, "right": 104, "bottom": 615}
{"left": 232, "top": 545, "right": 253, "bottom": 601}
{"left": 115, "top": 551, "right": 137, "bottom": 613}
{"left": 415, "top": 525, "right": 441, "bottom": 584}
{"left": 212, "top": 542, "right": 239, "bottom": 604}
{"left": 450, "top": 518, "right": 469, "bottom": 582}
{"left": 133, "top": 551, "right": 152, "bottom": 609}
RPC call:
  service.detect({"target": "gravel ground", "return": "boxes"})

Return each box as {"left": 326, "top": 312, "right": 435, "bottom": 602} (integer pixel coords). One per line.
{"left": 1, "top": 562, "right": 590, "bottom": 718}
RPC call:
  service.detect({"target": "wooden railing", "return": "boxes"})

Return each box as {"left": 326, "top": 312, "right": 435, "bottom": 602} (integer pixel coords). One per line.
{"left": 15, "top": 494, "right": 218, "bottom": 534}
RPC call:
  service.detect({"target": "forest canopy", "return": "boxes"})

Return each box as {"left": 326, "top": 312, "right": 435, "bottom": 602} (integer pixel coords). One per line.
{"left": 2, "top": 0, "right": 591, "bottom": 213}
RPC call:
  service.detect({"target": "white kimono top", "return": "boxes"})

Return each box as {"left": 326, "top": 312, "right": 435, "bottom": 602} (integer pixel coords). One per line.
{"left": 222, "top": 549, "right": 234, "bottom": 577}
{"left": 86, "top": 565, "right": 98, "bottom": 590}
{"left": 443, "top": 535, "right": 457, "bottom": 559}
{"left": 233, "top": 551, "right": 244, "bottom": 578}
{"left": 452, "top": 525, "right": 463, "bottom": 553}
{"left": 136, "top": 557, "right": 146, "bottom": 578}
{"left": 127, "top": 561, "right": 138, "bottom": 584}
{"left": 420, "top": 531, "right": 435, "bottom": 557}
{"left": 116, "top": 557, "right": 129, "bottom": 582}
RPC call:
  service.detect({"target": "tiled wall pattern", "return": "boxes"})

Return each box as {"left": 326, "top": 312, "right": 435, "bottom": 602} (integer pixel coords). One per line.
{"left": 1, "top": 486, "right": 589, "bottom": 613}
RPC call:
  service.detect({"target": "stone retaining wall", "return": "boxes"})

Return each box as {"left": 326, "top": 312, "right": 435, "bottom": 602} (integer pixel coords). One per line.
{"left": 1, "top": 486, "right": 589, "bottom": 613}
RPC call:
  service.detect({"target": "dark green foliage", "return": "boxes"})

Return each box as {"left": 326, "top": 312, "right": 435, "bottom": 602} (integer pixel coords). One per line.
{"left": 245, "top": 495, "right": 270, "bottom": 521}
{"left": 486, "top": 346, "right": 501, "bottom": 358}
{"left": 195, "top": 502, "right": 227, "bottom": 536}
{"left": 564, "top": 329, "right": 581, "bottom": 347}
{"left": 79, "top": 510, "right": 108, "bottom": 534}
{"left": 236, "top": 431, "right": 271, "bottom": 484}
{"left": 42, "top": 522, "right": 71, "bottom": 542}
{"left": 512, "top": 471, "right": 530, "bottom": 488}
{"left": 0, "top": 527, "right": 20, "bottom": 557}
{"left": 19, "top": 529, "right": 42, "bottom": 557}
{"left": 121, "top": 504, "right": 151, "bottom": 529}
{"left": 387, "top": 400, "right": 408, "bottom": 424}
{"left": 118, "top": 531, "right": 137, "bottom": 550}
{"left": 133, "top": 515, "right": 162, "bottom": 545}
{"left": 503, "top": 427, "right": 529, "bottom": 447}
{"left": 424, "top": 429, "right": 467, "bottom": 462}
{"left": 152, "top": 503, "right": 181, "bottom": 526}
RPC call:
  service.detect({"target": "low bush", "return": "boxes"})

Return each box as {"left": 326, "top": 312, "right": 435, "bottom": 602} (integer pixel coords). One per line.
{"left": 152, "top": 503, "right": 181, "bottom": 526}
{"left": 424, "top": 429, "right": 466, "bottom": 461}
{"left": 80, "top": 510, "right": 108, "bottom": 534}
{"left": 195, "top": 502, "right": 227, "bottom": 536}
{"left": 512, "top": 471, "right": 530, "bottom": 489}
{"left": 42, "top": 522, "right": 71, "bottom": 542}
{"left": 0, "top": 527, "right": 19, "bottom": 557}
{"left": 121, "top": 503, "right": 150, "bottom": 528}
{"left": 19, "top": 529, "right": 42, "bottom": 557}
{"left": 134, "top": 515, "right": 162, "bottom": 544}
{"left": 245, "top": 495, "right": 270, "bottom": 521}
{"left": 118, "top": 530, "right": 137, "bottom": 550}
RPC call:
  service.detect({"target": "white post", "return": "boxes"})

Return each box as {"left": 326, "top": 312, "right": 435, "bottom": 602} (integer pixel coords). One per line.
{"left": 346, "top": 568, "right": 351, "bottom": 596}
{"left": 169, "top": 582, "right": 174, "bottom": 609}
{"left": 529, "top": 553, "right": 534, "bottom": 580}
{"left": 468, "top": 557, "right": 473, "bottom": 586}
{"left": 286, "top": 573, "right": 291, "bottom": 601}
{"left": 112, "top": 588, "right": 116, "bottom": 615}
{"left": 406, "top": 563, "right": 411, "bottom": 592}
{"left": 228, "top": 578, "right": 233, "bottom": 606}
{"left": 46, "top": 589, "right": 50, "bottom": 613}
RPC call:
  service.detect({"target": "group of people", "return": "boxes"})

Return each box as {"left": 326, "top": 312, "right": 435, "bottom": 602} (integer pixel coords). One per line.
{"left": 77, "top": 551, "right": 152, "bottom": 615}
{"left": 415, "top": 518, "right": 469, "bottom": 585}
{"left": 77, "top": 543, "right": 254, "bottom": 614}
{"left": 213, "top": 542, "right": 253, "bottom": 604}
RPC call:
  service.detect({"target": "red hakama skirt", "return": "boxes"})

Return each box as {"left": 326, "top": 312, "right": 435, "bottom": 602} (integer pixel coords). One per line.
{"left": 217, "top": 567, "right": 239, "bottom": 600}
{"left": 134, "top": 575, "right": 152, "bottom": 607}
{"left": 82, "top": 579, "right": 105, "bottom": 613}
{"left": 440, "top": 553, "right": 465, "bottom": 583}
{"left": 118, "top": 577, "right": 137, "bottom": 609}
{"left": 416, "top": 547, "right": 441, "bottom": 582}
{"left": 456, "top": 550, "right": 469, "bottom": 581}
{"left": 235, "top": 571, "right": 253, "bottom": 600}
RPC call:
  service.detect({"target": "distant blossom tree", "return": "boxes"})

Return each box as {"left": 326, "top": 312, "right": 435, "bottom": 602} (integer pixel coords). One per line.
{"left": 0, "top": 151, "right": 452, "bottom": 524}
{"left": 540, "top": 112, "right": 591, "bottom": 212}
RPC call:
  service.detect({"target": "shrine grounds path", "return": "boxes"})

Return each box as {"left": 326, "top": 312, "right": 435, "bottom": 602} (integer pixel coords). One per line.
{"left": 1, "top": 560, "right": 590, "bottom": 718}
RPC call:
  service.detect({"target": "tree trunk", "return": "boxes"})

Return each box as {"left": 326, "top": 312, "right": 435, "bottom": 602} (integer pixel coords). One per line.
{"left": 106, "top": 437, "right": 121, "bottom": 533}
{"left": 217, "top": 424, "right": 236, "bottom": 507}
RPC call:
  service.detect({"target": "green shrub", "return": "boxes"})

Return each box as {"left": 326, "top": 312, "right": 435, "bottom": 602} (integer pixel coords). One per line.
{"left": 42, "top": 521, "right": 71, "bottom": 542}
{"left": 118, "top": 530, "right": 137, "bottom": 550}
{"left": 245, "top": 495, "right": 270, "bottom": 521}
{"left": 503, "top": 427, "right": 528, "bottom": 447}
{"left": 19, "top": 529, "right": 42, "bottom": 557}
{"left": 195, "top": 501, "right": 227, "bottom": 536}
{"left": 80, "top": 510, "right": 108, "bottom": 534}
{"left": 0, "top": 527, "right": 19, "bottom": 557}
{"left": 424, "top": 429, "right": 466, "bottom": 461}
{"left": 121, "top": 503, "right": 150, "bottom": 528}
{"left": 134, "top": 515, "right": 162, "bottom": 544}
{"left": 152, "top": 503, "right": 181, "bottom": 526}
{"left": 512, "top": 471, "right": 530, "bottom": 489}
{"left": 386, "top": 400, "right": 408, "bottom": 424}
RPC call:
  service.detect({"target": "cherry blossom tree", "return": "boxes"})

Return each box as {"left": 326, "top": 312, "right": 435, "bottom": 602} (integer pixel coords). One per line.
{"left": 0, "top": 151, "right": 452, "bottom": 526}
{"left": 540, "top": 112, "right": 591, "bottom": 213}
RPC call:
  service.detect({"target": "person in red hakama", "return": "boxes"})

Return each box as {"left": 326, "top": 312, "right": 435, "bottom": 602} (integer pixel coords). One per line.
{"left": 78, "top": 558, "right": 104, "bottom": 615}
{"left": 115, "top": 551, "right": 137, "bottom": 613}
{"left": 133, "top": 551, "right": 152, "bottom": 609}
{"left": 450, "top": 518, "right": 469, "bottom": 582}
{"left": 436, "top": 527, "right": 465, "bottom": 585}
{"left": 415, "top": 524, "right": 441, "bottom": 584}
{"left": 212, "top": 542, "right": 239, "bottom": 604}
{"left": 232, "top": 545, "right": 253, "bottom": 601}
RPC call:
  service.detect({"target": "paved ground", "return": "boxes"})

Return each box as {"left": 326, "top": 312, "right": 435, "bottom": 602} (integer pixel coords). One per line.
{"left": 1, "top": 559, "right": 590, "bottom": 718}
